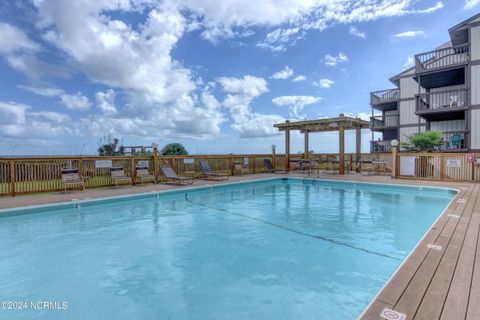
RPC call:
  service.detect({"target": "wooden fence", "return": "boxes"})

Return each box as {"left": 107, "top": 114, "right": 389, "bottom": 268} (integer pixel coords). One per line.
{"left": 0, "top": 153, "right": 390, "bottom": 197}
{"left": 395, "top": 153, "right": 480, "bottom": 182}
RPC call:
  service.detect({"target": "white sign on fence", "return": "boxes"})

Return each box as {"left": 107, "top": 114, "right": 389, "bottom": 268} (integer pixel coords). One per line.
{"left": 400, "top": 156, "right": 415, "bottom": 176}
{"left": 243, "top": 157, "right": 249, "bottom": 166}
{"left": 95, "top": 160, "right": 112, "bottom": 168}
{"left": 446, "top": 159, "right": 462, "bottom": 168}
{"left": 137, "top": 160, "right": 149, "bottom": 167}
{"left": 183, "top": 158, "right": 194, "bottom": 164}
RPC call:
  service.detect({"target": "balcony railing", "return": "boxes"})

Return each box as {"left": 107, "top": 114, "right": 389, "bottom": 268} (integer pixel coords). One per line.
{"left": 370, "top": 114, "right": 399, "bottom": 129}
{"left": 371, "top": 140, "right": 392, "bottom": 153}
{"left": 440, "top": 131, "right": 466, "bottom": 151}
{"left": 415, "top": 88, "right": 469, "bottom": 114}
{"left": 370, "top": 89, "right": 400, "bottom": 105}
{"left": 415, "top": 44, "right": 469, "bottom": 73}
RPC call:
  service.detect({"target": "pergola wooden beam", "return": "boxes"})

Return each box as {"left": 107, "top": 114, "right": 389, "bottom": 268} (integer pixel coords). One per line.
{"left": 274, "top": 114, "right": 369, "bottom": 175}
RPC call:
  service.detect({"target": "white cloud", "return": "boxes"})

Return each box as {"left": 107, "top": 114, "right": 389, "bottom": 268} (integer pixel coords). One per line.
{"left": 0, "top": 22, "right": 39, "bottom": 54}
{"left": 343, "top": 112, "right": 371, "bottom": 121}
{"left": 271, "top": 66, "right": 294, "bottom": 80}
{"left": 312, "top": 78, "right": 335, "bottom": 88}
{"left": 349, "top": 26, "right": 366, "bottom": 39}
{"left": 95, "top": 89, "right": 117, "bottom": 115}
{"left": 292, "top": 75, "right": 306, "bottom": 82}
{"left": 218, "top": 75, "right": 284, "bottom": 138}
{"left": 0, "top": 102, "right": 71, "bottom": 139}
{"left": 394, "top": 30, "right": 426, "bottom": 38}
{"left": 257, "top": 27, "right": 301, "bottom": 51}
{"left": 403, "top": 56, "right": 414, "bottom": 68}
{"left": 418, "top": 1, "right": 443, "bottom": 13}
{"left": 60, "top": 93, "right": 92, "bottom": 111}
{"left": 324, "top": 53, "right": 348, "bottom": 66}
{"left": 465, "top": 0, "right": 480, "bottom": 8}
{"left": 272, "top": 95, "right": 322, "bottom": 119}
{"left": 17, "top": 85, "right": 64, "bottom": 97}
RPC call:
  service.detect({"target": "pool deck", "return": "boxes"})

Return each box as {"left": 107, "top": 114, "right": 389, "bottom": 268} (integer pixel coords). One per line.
{"left": 0, "top": 173, "right": 478, "bottom": 320}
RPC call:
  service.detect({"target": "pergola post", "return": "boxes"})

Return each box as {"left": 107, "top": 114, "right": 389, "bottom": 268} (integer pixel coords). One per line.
{"left": 339, "top": 120, "right": 345, "bottom": 175}
{"left": 356, "top": 124, "right": 361, "bottom": 172}
{"left": 304, "top": 130, "right": 309, "bottom": 159}
{"left": 285, "top": 127, "right": 290, "bottom": 171}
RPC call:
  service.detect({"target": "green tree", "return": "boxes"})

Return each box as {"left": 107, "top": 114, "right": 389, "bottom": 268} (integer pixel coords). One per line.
{"left": 97, "top": 136, "right": 125, "bottom": 156}
{"left": 401, "top": 131, "right": 442, "bottom": 152}
{"left": 161, "top": 143, "right": 188, "bottom": 155}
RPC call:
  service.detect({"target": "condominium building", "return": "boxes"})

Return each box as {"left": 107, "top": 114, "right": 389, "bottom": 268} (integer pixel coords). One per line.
{"left": 370, "top": 13, "right": 480, "bottom": 153}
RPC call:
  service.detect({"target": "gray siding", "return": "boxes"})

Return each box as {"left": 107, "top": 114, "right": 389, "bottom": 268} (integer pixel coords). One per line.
{"left": 400, "top": 126, "right": 420, "bottom": 144}
{"left": 399, "top": 100, "right": 425, "bottom": 125}
{"left": 472, "top": 110, "right": 480, "bottom": 149}
{"left": 400, "top": 77, "right": 418, "bottom": 99}
{"left": 472, "top": 26, "right": 480, "bottom": 61}
{"left": 472, "top": 65, "right": 480, "bottom": 105}
{"left": 430, "top": 120, "right": 466, "bottom": 132}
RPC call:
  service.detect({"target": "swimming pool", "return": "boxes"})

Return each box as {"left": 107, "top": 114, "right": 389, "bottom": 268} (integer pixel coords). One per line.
{"left": 0, "top": 178, "right": 456, "bottom": 319}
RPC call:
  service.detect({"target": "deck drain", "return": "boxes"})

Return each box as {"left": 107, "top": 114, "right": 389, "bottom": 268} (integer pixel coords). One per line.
{"left": 427, "top": 244, "right": 442, "bottom": 251}
{"left": 448, "top": 214, "right": 460, "bottom": 218}
{"left": 457, "top": 199, "right": 467, "bottom": 204}
{"left": 380, "top": 308, "right": 406, "bottom": 320}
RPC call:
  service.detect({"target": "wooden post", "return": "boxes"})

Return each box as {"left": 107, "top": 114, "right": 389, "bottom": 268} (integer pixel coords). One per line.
{"left": 79, "top": 159, "right": 84, "bottom": 177}
{"left": 339, "top": 122, "right": 345, "bottom": 175}
{"left": 252, "top": 157, "right": 256, "bottom": 174}
{"left": 131, "top": 158, "right": 136, "bottom": 185}
{"left": 285, "top": 127, "right": 291, "bottom": 171}
{"left": 391, "top": 145, "right": 398, "bottom": 179}
{"left": 230, "top": 155, "right": 235, "bottom": 176}
{"left": 440, "top": 154, "right": 445, "bottom": 180}
{"left": 304, "top": 130, "right": 309, "bottom": 159}
{"left": 271, "top": 145, "right": 276, "bottom": 169}
{"left": 153, "top": 154, "right": 159, "bottom": 180}
{"left": 9, "top": 160, "right": 15, "bottom": 197}
{"left": 356, "top": 124, "right": 361, "bottom": 172}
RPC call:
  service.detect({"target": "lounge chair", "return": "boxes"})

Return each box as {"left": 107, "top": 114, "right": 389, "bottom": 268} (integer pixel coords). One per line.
{"left": 61, "top": 167, "right": 85, "bottom": 193}
{"left": 263, "top": 159, "right": 287, "bottom": 173}
{"left": 110, "top": 166, "right": 131, "bottom": 187}
{"left": 136, "top": 165, "right": 156, "bottom": 184}
{"left": 199, "top": 160, "right": 229, "bottom": 181}
{"left": 158, "top": 164, "right": 194, "bottom": 185}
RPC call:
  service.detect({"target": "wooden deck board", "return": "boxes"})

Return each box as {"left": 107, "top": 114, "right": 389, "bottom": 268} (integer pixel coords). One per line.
{"left": 360, "top": 181, "right": 479, "bottom": 320}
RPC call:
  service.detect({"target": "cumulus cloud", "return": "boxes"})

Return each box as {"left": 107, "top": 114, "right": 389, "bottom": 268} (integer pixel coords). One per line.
{"left": 218, "top": 75, "right": 284, "bottom": 138}
{"left": 292, "top": 75, "right": 306, "bottom": 82}
{"left": 272, "top": 95, "right": 321, "bottom": 119}
{"left": 324, "top": 53, "right": 348, "bottom": 66}
{"left": 312, "top": 78, "right": 335, "bottom": 88}
{"left": 349, "top": 26, "right": 366, "bottom": 39}
{"left": 403, "top": 56, "right": 414, "bottom": 68}
{"left": 394, "top": 30, "right": 426, "bottom": 38}
{"left": 60, "top": 92, "right": 92, "bottom": 111}
{"left": 271, "top": 66, "right": 294, "bottom": 80}
{"left": 95, "top": 89, "right": 117, "bottom": 115}
{"left": 0, "top": 22, "right": 39, "bottom": 54}
{"left": 465, "top": 0, "right": 480, "bottom": 8}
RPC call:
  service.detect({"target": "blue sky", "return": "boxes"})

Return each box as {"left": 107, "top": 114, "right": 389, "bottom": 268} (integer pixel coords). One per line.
{"left": 0, "top": 0, "right": 479, "bottom": 155}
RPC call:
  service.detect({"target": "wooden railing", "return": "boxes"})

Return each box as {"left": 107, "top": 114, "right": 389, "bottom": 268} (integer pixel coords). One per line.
{"left": 0, "top": 153, "right": 392, "bottom": 197}
{"left": 370, "top": 89, "right": 400, "bottom": 105}
{"left": 371, "top": 140, "right": 393, "bottom": 153}
{"left": 370, "top": 114, "right": 399, "bottom": 129}
{"left": 415, "top": 87, "right": 469, "bottom": 114}
{"left": 414, "top": 44, "right": 469, "bottom": 73}
{"left": 395, "top": 153, "right": 480, "bottom": 181}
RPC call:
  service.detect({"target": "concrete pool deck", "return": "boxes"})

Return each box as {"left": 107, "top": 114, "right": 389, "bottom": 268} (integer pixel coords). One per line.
{"left": 0, "top": 173, "right": 477, "bottom": 320}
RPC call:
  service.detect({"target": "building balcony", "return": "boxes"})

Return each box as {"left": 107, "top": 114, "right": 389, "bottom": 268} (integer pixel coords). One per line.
{"left": 439, "top": 131, "right": 467, "bottom": 152}
{"left": 415, "top": 87, "right": 469, "bottom": 121}
{"left": 371, "top": 140, "right": 393, "bottom": 153}
{"left": 414, "top": 44, "right": 469, "bottom": 75}
{"left": 370, "top": 114, "right": 399, "bottom": 131}
{"left": 370, "top": 89, "right": 400, "bottom": 110}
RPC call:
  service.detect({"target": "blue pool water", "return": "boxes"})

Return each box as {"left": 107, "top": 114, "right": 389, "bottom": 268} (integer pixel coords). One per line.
{"left": 0, "top": 178, "right": 456, "bottom": 320}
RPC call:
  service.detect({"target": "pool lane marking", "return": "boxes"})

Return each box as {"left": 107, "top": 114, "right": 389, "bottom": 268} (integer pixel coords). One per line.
{"left": 184, "top": 194, "right": 401, "bottom": 262}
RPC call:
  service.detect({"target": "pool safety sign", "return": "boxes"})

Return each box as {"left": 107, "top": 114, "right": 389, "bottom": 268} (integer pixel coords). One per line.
{"left": 446, "top": 159, "right": 461, "bottom": 168}
{"left": 95, "top": 160, "right": 112, "bottom": 168}
{"left": 466, "top": 154, "right": 475, "bottom": 163}
{"left": 380, "top": 308, "right": 406, "bottom": 320}
{"left": 399, "top": 156, "right": 415, "bottom": 176}
{"left": 137, "top": 160, "right": 149, "bottom": 167}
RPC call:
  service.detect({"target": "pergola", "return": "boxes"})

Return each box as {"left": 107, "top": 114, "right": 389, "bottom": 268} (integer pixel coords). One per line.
{"left": 273, "top": 114, "right": 370, "bottom": 175}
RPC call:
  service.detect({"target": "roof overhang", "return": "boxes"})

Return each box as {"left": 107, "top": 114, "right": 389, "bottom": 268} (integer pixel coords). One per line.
{"left": 273, "top": 115, "right": 370, "bottom": 133}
